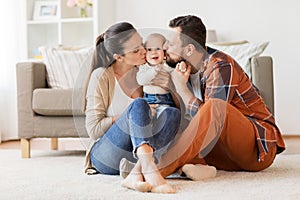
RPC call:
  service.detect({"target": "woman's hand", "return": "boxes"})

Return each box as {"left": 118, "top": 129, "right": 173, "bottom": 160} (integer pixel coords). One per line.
{"left": 150, "top": 70, "right": 174, "bottom": 92}
{"left": 112, "top": 115, "right": 120, "bottom": 124}
{"left": 149, "top": 104, "right": 158, "bottom": 117}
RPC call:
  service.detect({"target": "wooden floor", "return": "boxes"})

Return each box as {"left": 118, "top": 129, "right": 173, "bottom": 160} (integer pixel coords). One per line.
{"left": 281, "top": 135, "right": 300, "bottom": 154}
{"left": 0, "top": 136, "right": 299, "bottom": 154}
{"left": 0, "top": 138, "right": 86, "bottom": 151}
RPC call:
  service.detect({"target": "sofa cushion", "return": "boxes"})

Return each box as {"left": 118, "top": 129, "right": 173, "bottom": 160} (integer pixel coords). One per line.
{"left": 39, "top": 46, "right": 93, "bottom": 89}
{"left": 207, "top": 41, "right": 269, "bottom": 78}
{"left": 32, "top": 89, "right": 85, "bottom": 116}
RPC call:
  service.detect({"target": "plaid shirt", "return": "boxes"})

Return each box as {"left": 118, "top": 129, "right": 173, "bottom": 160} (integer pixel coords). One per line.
{"left": 187, "top": 47, "right": 285, "bottom": 161}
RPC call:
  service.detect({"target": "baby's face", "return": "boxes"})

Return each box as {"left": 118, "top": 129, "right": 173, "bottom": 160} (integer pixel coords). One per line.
{"left": 145, "top": 38, "right": 165, "bottom": 66}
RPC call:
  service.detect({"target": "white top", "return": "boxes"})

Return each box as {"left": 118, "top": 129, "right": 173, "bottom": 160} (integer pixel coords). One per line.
{"left": 107, "top": 78, "right": 134, "bottom": 116}
{"left": 136, "top": 63, "right": 173, "bottom": 94}
{"left": 189, "top": 70, "right": 203, "bottom": 102}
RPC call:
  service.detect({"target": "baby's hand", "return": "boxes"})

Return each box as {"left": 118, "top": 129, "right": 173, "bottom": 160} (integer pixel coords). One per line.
{"left": 177, "top": 61, "right": 187, "bottom": 72}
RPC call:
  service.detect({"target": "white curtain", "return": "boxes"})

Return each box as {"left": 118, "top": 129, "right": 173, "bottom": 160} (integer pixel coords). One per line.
{"left": 0, "top": 0, "right": 23, "bottom": 142}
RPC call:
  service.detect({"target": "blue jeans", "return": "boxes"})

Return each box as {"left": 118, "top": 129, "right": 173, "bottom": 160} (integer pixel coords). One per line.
{"left": 143, "top": 93, "right": 175, "bottom": 107}
{"left": 90, "top": 98, "right": 181, "bottom": 175}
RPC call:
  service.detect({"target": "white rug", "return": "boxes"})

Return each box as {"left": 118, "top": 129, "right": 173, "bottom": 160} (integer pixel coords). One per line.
{"left": 0, "top": 150, "right": 299, "bottom": 200}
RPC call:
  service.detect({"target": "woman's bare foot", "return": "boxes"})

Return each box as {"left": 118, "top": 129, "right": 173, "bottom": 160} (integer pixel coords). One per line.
{"left": 137, "top": 145, "right": 175, "bottom": 194}
{"left": 119, "top": 158, "right": 135, "bottom": 179}
{"left": 142, "top": 161, "right": 175, "bottom": 194}
{"left": 121, "top": 160, "right": 151, "bottom": 192}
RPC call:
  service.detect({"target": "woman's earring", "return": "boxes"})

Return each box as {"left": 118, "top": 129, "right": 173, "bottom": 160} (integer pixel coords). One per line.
{"left": 187, "top": 52, "right": 192, "bottom": 56}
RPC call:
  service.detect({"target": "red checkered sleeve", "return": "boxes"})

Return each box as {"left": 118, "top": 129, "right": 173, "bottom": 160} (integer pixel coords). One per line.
{"left": 187, "top": 96, "right": 202, "bottom": 117}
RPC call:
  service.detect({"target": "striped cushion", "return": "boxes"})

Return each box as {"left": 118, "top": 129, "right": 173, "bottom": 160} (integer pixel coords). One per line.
{"left": 39, "top": 46, "right": 93, "bottom": 89}
{"left": 208, "top": 41, "right": 269, "bottom": 78}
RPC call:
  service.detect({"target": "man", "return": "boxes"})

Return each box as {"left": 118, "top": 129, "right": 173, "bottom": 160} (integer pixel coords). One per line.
{"left": 154, "top": 15, "right": 285, "bottom": 178}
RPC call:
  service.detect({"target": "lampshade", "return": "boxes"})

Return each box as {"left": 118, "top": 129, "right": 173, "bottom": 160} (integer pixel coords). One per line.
{"left": 206, "top": 29, "right": 218, "bottom": 43}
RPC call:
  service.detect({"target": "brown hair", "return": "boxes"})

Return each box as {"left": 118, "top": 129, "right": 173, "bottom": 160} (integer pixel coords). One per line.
{"left": 82, "top": 22, "right": 137, "bottom": 111}
{"left": 169, "top": 15, "right": 206, "bottom": 51}
{"left": 90, "top": 22, "right": 137, "bottom": 71}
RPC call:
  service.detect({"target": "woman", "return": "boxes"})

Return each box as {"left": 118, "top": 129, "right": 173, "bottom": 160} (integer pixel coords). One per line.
{"left": 83, "top": 22, "right": 180, "bottom": 193}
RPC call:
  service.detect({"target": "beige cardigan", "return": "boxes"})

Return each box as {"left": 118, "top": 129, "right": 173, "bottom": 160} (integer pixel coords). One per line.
{"left": 84, "top": 66, "right": 139, "bottom": 174}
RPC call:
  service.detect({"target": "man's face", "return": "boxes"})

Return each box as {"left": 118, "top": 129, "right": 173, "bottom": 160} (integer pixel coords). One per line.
{"left": 164, "top": 27, "right": 185, "bottom": 68}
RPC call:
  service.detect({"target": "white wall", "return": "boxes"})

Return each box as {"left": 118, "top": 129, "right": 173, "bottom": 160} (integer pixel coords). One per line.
{"left": 114, "top": 0, "right": 300, "bottom": 135}
{"left": 0, "top": 0, "right": 24, "bottom": 141}
{"left": 98, "top": 0, "right": 116, "bottom": 33}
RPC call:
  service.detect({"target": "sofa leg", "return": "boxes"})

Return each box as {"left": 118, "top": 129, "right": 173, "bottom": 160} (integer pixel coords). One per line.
{"left": 51, "top": 138, "right": 58, "bottom": 150}
{"left": 21, "top": 138, "right": 30, "bottom": 158}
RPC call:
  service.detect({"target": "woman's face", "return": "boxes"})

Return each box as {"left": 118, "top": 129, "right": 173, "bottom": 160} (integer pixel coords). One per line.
{"left": 121, "top": 32, "right": 146, "bottom": 66}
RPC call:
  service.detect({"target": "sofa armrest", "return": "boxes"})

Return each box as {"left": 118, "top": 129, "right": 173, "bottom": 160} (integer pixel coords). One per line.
{"left": 16, "top": 62, "right": 47, "bottom": 138}
{"left": 251, "top": 56, "right": 274, "bottom": 115}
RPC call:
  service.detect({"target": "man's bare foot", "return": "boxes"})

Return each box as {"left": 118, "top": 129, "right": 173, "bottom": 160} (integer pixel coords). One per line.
{"left": 121, "top": 161, "right": 151, "bottom": 192}
{"left": 181, "top": 164, "right": 217, "bottom": 181}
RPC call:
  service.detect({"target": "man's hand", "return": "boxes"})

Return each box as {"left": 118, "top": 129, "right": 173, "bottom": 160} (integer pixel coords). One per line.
{"left": 171, "top": 61, "right": 195, "bottom": 106}
{"left": 171, "top": 61, "right": 191, "bottom": 92}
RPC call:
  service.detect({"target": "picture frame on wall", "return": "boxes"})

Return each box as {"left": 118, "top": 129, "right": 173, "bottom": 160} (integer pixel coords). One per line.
{"left": 33, "top": 1, "right": 58, "bottom": 20}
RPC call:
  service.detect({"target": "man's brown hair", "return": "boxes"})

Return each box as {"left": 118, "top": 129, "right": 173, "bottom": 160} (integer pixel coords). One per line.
{"left": 169, "top": 15, "right": 206, "bottom": 50}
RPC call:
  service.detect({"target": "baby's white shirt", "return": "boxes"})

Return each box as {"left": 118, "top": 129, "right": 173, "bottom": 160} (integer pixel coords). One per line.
{"left": 137, "top": 63, "right": 173, "bottom": 94}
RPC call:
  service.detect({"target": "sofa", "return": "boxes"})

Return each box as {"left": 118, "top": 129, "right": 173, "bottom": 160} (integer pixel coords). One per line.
{"left": 16, "top": 56, "right": 274, "bottom": 158}
{"left": 16, "top": 61, "right": 88, "bottom": 158}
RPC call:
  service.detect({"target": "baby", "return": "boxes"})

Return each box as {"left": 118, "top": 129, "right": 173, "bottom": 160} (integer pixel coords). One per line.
{"left": 136, "top": 33, "right": 175, "bottom": 117}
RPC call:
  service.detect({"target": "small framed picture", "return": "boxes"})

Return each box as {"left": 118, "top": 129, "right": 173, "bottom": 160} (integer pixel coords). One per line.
{"left": 33, "top": 1, "right": 58, "bottom": 20}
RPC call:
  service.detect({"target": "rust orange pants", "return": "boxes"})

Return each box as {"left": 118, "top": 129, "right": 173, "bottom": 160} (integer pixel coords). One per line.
{"left": 158, "top": 99, "right": 277, "bottom": 177}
